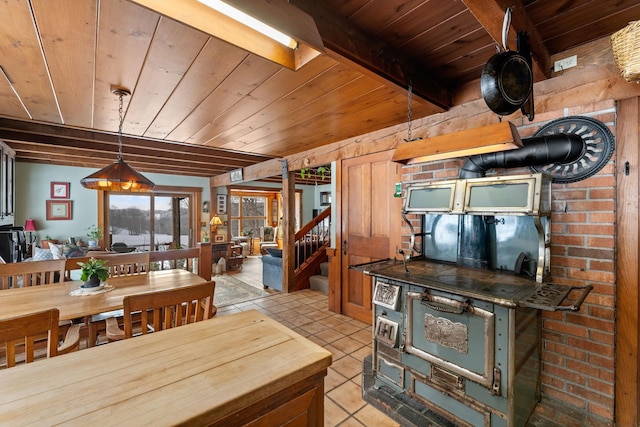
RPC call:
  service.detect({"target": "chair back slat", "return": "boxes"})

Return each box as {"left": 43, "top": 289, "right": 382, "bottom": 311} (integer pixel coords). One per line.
{"left": 90, "top": 252, "right": 150, "bottom": 278}
{"left": 0, "top": 259, "right": 66, "bottom": 290}
{"left": 122, "top": 281, "right": 215, "bottom": 338}
{"left": 0, "top": 309, "right": 59, "bottom": 368}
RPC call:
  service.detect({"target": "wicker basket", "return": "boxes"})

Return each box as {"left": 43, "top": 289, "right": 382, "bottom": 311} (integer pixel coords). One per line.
{"left": 611, "top": 21, "right": 640, "bottom": 83}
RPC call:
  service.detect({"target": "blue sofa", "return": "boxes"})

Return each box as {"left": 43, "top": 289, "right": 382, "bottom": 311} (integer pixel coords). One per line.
{"left": 261, "top": 242, "right": 324, "bottom": 291}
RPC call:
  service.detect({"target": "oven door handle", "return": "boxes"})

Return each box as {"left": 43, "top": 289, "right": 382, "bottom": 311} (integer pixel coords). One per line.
{"left": 420, "top": 293, "right": 468, "bottom": 314}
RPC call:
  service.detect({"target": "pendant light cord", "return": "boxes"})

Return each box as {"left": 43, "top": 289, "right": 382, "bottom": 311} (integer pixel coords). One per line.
{"left": 405, "top": 79, "right": 418, "bottom": 142}
{"left": 117, "top": 91, "right": 124, "bottom": 160}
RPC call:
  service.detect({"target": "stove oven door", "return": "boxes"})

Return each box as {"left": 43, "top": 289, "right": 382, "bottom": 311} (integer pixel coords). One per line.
{"left": 404, "top": 288, "right": 501, "bottom": 394}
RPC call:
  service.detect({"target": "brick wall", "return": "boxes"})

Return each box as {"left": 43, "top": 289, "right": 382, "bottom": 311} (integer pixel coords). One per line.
{"left": 399, "top": 102, "right": 616, "bottom": 420}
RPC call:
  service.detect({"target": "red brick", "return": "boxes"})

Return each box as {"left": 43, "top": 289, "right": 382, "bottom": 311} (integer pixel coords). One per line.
{"left": 568, "top": 175, "right": 615, "bottom": 189}
{"left": 545, "top": 341, "right": 587, "bottom": 361}
{"left": 589, "top": 259, "right": 613, "bottom": 272}
{"left": 566, "top": 268, "right": 614, "bottom": 283}
{"left": 553, "top": 212, "right": 588, "bottom": 223}
{"left": 588, "top": 353, "right": 615, "bottom": 371}
{"left": 566, "top": 200, "right": 615, "bottom": 211}
{"left": 566, "top": 247, "right": 614, "bottom": 260}
{"left": 551, "top": 223, "right": 567, "bottom": 234}
{"left": 552, "top": 189, "right": 587, "bottom": 200}
{"left": 587, "top": 306, "right": 614, "bottom": 320}
{"left": 588, "top": 377, "right": 614, "bottom": 396}
{"left": 586, "top": 236, "right": 614, "bottom": 249}
{"left": 544, "top": 319, "right": 589, "bottom": 337}
{"left": 566, "top": 383, "right": 613, "bottom": 406}
{"left": 589, "top": 188, "right": 615, "bottom": 199}
{"left": 542, "top": 363, "right": 587, "bottom": 385}
{"left": 589, "top": 329, "right": 614, "bottom": 345}
{"left": 552, "top": 235, "right": 585, "bottom": 246}
{"left": 553, "top": 256, "right": 588, "bottom": 269}
{"left": 567, "top": 224, "right": 614, "bottom": 235}
{"left": 543, "top": 387, "right": 587, "bottom": 410}
{"left": 588, "top": 212, "right": 615, "bottom": 223}
{"left": 566, "top": 338, "right": 614, "bottom": 357}
{"left": 565, "top": 312, "right": 614, "bottom": 332}
{"left": 588, "top": 402, "right": 615, "bottom": 422}
{"left": 411, "top": 172, "right": 434, "bottom": 181}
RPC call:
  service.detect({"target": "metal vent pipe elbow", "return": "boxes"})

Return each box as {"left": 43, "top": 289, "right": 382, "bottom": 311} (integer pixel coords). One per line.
{"left": 459, "top": 134, "right": 585, "bottom": 179}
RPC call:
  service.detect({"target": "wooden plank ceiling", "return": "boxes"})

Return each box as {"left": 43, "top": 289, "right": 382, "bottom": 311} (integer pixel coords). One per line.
{"left": 0, "top": 0, "right": 635, "bottom": 182}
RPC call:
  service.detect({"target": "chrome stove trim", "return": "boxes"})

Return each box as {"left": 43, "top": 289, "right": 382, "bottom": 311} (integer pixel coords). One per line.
{"left": 405, "top": 291, "right": 497, "bottom": 392}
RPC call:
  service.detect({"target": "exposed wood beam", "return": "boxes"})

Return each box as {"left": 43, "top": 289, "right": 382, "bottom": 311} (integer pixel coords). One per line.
{"left": 0, "top": 118, "right": 273, "bottom": 164}
{"left": 290, "top": 0, "right": 451, "bottom": 111}
{"left": 461, "top": 0, "right": 551, "bottom": 80}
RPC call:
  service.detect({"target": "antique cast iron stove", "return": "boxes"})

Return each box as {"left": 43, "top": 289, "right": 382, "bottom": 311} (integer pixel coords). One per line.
{"left": 360, "top": 173, "right": 592, "bottom": 427}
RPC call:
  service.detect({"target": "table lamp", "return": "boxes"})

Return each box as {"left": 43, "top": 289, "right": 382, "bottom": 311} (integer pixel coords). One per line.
{"left": 210, "top": 215, "right": 223, "bottom": 232}
{"left": 24, "top": 219, "right": 37, "bottom": 244}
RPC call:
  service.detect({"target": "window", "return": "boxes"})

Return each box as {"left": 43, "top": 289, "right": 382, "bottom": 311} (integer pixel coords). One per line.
{"left": 230, "top": 195, "right": 267, "bottom": 237}
{"left": 106, "top": 190, "right": 194, "bottom": 251}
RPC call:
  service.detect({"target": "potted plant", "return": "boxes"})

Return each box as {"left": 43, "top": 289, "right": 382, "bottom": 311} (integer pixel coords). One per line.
{"left": 86, "top": 225, "right": 103, "bottom": 248}
{"left": 78, "top": 258, "right": 110, "bottom": 288}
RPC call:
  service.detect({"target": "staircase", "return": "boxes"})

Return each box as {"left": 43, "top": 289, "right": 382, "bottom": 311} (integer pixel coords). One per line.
{"left": 309, "top": 262, "right": 329, "bottom": 294}
{"left": 292, "top": 207, "right": 331, "bottom": 291}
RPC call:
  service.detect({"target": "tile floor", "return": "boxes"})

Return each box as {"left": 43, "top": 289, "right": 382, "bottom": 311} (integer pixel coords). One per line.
{"left": 219, "top": 257, "right": 607, "bottom": 427}
{"left": 220, "top": 257, "right": 399, "bottom": 427}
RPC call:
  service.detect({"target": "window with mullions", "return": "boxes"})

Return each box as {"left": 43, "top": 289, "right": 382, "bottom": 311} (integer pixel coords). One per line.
{"left": 107, "top": 193, "right": 192, "bottom": 251}
{"left": 230, "top": 195, "right": 266, "bottom": 238}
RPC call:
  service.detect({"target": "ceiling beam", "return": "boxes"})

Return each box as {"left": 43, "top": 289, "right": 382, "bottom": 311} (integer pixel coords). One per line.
{"left": 290, "top": 0, "right": 451, "bottom": 111}
{"left": 461, "top": 0, "right": 551, "bottom": 80}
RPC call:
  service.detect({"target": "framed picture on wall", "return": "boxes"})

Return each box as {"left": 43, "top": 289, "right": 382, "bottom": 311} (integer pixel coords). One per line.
{"left": 214, "top": 234, "right": 225, "bottom": 242}
{"left": 46, "top": 200, "right": 72, "bottom": 220}
{"left": 217, "top": 194, "right": 227, "bottom": 214}
{"left": 320, "top": 191, "right": 331, "bottom": 206}
{"left": 50, "top": 182, "right": 70, "bottom": 199}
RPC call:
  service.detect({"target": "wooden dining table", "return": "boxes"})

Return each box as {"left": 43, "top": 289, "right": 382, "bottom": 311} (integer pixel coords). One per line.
{"left": 0, "top": 269, "right": 207, "bottom": 321}
{"left": 0, "top": 310, "right": 332, "bottom": 426}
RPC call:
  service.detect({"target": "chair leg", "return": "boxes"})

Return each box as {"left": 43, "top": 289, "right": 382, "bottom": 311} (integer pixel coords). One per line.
{"left": 88, "top": 322, "right": 99, "bottom": 347}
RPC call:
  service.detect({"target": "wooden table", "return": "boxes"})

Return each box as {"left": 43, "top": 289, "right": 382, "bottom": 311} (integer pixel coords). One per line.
{"left": 0, "top": 310, "right": 332, "bottom": 426}
{"left": 0, "top": 269, "right": 207, "bottom": 321}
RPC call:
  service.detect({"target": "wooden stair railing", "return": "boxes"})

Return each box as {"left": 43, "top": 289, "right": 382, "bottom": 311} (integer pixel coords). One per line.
{"left": 293, "top": 208, "right": 331, "bottom": 290}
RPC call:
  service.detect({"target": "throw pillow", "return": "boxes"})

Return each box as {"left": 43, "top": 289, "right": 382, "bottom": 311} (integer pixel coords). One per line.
{"left": 33, "top": 246, "right": 53, "bottom": 261}
{"left": 265, "top": 247, "right": 282, "bottom": 258}
{"left": 49, "top": 243, "right": 65, "bottom": 259}
{"left": 63, "top": 243, "right": 85, "bottom": 258}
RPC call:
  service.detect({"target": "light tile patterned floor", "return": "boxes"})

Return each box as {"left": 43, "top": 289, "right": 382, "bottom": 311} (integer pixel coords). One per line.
{"left": 220, "top": 257, "right": 400, "bottom": 427}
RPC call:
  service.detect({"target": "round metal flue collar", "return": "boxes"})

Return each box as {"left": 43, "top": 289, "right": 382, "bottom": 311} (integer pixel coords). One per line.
{"left": 529, "top": 116, "right": 614, "bottom": 183}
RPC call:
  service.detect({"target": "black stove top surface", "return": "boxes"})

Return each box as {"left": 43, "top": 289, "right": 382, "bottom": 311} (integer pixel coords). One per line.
{"left": 360, "top": 258, "right": 541, "bottom": 307}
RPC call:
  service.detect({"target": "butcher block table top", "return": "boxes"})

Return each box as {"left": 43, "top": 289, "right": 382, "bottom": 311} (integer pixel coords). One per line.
{"left": 0, "top": 269, "right": 207, "bottom": 321}
{"left": 0, "top": 310, "right": 333, "bottom": 426}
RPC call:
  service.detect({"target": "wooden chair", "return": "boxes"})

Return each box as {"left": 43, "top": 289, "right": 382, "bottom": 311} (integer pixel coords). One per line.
{"left": 0, "top": 259, "right": 66, "bottom": 290}
{"left": 105, "top": 281, "right": 216, "bottom": 341}
{"left": 96, "top": 252, "right": 150, "bottom": 277}
{"left": 0, "top": 308, "right": 80, "bottom": 368}
{"left": 86, "top": 252, "right": 151, "bottom": 346}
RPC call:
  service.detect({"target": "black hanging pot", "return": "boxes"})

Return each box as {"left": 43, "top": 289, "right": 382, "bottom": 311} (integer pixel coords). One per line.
{"left": 481, "top": 7, "right": 533, "bottom": 116}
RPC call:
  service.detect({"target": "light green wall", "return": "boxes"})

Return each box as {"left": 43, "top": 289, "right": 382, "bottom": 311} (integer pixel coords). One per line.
{"left": 16, "top": 162, "right": 210, "bottom": 244}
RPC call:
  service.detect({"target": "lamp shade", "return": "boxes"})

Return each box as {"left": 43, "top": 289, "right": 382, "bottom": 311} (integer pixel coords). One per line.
{"left": 24, "top": 219, "right": 37, "bottom": 232}
{"left": 210, "top": 216, "right": 223, "bottom": 226}
{"left": 80, "top": 158, "right": 155, "bottom": 192}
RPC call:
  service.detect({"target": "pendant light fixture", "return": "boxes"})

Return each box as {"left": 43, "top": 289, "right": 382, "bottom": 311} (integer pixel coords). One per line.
{"left": 81, "top": 88, "right": 155, "bottom": 192}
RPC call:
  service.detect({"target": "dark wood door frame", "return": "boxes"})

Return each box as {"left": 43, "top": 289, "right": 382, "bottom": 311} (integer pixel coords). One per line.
{"left": 616, "top": 96, "right": 640, "bottom": 425}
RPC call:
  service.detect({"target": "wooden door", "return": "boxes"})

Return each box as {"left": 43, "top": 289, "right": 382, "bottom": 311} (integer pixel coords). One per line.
{"left": 340, "top": 151, "right": 401, "bottom": 323}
